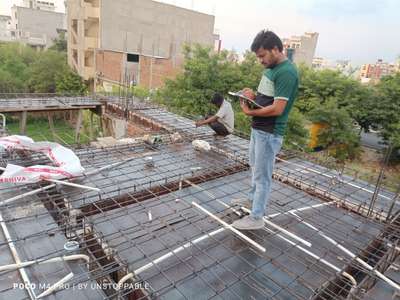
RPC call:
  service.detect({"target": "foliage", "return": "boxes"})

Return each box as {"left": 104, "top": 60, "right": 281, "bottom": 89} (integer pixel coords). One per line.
{"left": 131, "top": 85, "right": 151, "bottom": 99}
{"left": 26, "top": 50, "right": 68, "bottom": 93}
{"left": 0, "top": 69, "right": 24, "bottom": 92}
{"left": 0, "top": 42, "right": 86, "bottom": 94}
{"left": 0, "top": 43, "right": 35, "bottom": 92}
{"left": 49, "top": 31, "right": 67, "bottom": 52}
{"left": 309, "top": 101, "right": 361, "bottom": 161}
{"left": 56, "top": 67, "right": 87, "bottom": 95}
{"left": 297, "top": 64, "right": 376, "bottom": 132}
{"left": 284, "top": 107, "right": 310, "bottom": 150}
{"left": 372, "top": 73, "right": 400, "bottom": 147}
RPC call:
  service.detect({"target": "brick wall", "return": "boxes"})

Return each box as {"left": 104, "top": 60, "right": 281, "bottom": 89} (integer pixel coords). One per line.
{"left": 96, "top": 50, "right": 124, "bottom": 83}
{"left": 138, "top": 55, "right": 183, "bottom": 89}
{"left": 96, "top": 50, "right": 184, "bottom": 89}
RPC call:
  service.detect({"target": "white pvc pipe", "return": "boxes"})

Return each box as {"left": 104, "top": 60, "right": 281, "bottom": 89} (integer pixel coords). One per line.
{"left": 117, "top": 273, "right": 134, "bottom": 290}
{"left": 0, "top": 254, "right": 90, "bottom": 272}
{"left": 0, "top": 184, "right": 56, "bottom": 207}
{"left": 276, "top": 158, "right": 391, "bottom": 200}
{"left": 46, "top": 178, "right": 100, "bottom": 192}
{"left": 386, "top": 242, "right": 400, "bottom": 253}
{"left": 0, "top": 212, "right": 36, "bottom": 300}
{"left": 123, "top": 202, "right": 355, "bottom": 289}
{"left": 0, "top": 166, "right": 99, "bottom": 192}
{"left": 128, "top": 203, "right": 329, "bottom": 276}
{"left": 117, "top": 228, "right": 229, "bottom": 289}
{"left": 131, "top": 219, "right": 358, "bottom": 292}
{"left": 185, "top": 178, "right": 310, "bottom": 248}
{"left": 266, "top": 201, "right": 335, "bottom": 219}
{"left": 36, "top": 272, "right": 74, "bottom": 299}
{"left": 85, "top": 151, "right": 156, "bottom": 176}
{"left": 183, "top": 179, "right": 243, "bottom": 217}
{"left": 240, "top": 207, "right": 312, "bottom": 248}
{"left": 183, "top": 179, "right": 327, "bottom": 246}
{"left": 192, "top": 201, "right": 266, "bottom": 252}
{"left": 262, "top": 224, "right": 357, "bottom": 290}
{"left": 290, "top": 211, "right": 400, "bottom": 292}
{"left": 135, "top": 227, "right": 225, "bottom": 276}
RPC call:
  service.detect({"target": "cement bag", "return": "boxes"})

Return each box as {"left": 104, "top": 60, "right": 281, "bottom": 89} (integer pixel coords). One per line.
{"left": 0, "top": 135, "right": 84, "bottom": 184}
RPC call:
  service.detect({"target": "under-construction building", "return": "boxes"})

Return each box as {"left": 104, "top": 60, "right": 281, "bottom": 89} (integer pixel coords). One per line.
{"left": 0, "top": 93, "right": 400, "bottom": 299}
{"left": 67, "top": 0, "right": 219, "bottom": 89}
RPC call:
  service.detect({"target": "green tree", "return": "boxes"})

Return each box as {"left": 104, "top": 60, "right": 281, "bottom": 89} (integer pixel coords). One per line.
{"left": 0, "top": 43, "right": 87, "bottom": 94}
{"left": 284, "top": 107, "right": 310, "bottom": 150}
{"left": 158, "top": 44, "right": 240, "bottom": 115}
{"left": 0, "top": 69, "right": 24, "bottom": 92}
{"left": 373, "top": 73, "right": 400, "bottom": 146}
{"left": 237, "top": 51, "right": 264, "bottom": 90}
{"left": 0, "top": 43, "right": 37, "bottom": 92}
{"left": 26, "top": 50, "right": 67, "bottom": 93}
{"left": 296, "top": 65, "right": 374, "bottom": 130}
{"left": 49, "top": 31, "right": 67, "bottom": 52}
{"left": 309, "top": 101, "right": 361, "bottom": 161}
{"left": 56, "top": 67, "right": 87, "bottom": 95}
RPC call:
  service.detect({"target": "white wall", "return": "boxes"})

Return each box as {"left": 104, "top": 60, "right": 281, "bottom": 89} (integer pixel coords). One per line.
{"left": 100, "top": 0, "right": 215, "bottom": 58}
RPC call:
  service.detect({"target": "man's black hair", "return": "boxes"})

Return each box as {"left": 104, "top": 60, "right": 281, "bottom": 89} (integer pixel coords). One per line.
{"left": 251, "top": 30, "right": 283, "bottom": 52}
{"left": 210, "top": 93, "right": 224, "bottom": 106}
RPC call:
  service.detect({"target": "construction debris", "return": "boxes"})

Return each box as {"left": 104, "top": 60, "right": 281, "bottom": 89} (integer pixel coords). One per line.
{"left": 142, "top": 134, "right": 162, "bottom": 145}
{"left": 170, "top": 132, "right": 183, "bottom": 143}
{"left": 0, "top": 135, "right": 84, "bottom": 183}
{"left": 192, "top": 139, "right": 211, "bottom": 151}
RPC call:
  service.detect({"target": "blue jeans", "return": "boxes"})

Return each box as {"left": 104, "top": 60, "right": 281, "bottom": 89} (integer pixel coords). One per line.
{"left": 248, "top": 128, "right": 283, "bottom": 219}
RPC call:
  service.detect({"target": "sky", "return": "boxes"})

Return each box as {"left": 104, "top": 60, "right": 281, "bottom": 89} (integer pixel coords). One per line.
{"left": 1, "top": 0, "right": 399, "bottom": 66}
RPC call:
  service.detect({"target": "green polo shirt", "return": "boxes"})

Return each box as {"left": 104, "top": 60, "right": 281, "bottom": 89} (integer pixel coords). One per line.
{"left": 252, "top": 59, "right": 299, "bottom": 136}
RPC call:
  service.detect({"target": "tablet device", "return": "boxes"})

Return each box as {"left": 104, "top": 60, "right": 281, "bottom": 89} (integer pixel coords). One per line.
{"left": 228, "top": 91, "right": 263, "bottom": 108}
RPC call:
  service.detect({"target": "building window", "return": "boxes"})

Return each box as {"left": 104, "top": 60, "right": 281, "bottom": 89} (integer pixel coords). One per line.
{"left": 127, "top": 53, "right": 139, "bottom": 63}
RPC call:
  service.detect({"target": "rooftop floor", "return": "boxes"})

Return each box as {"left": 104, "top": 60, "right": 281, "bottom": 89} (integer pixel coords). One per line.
{"left": 0, "top": 96, "right": 399, "bottom": 299}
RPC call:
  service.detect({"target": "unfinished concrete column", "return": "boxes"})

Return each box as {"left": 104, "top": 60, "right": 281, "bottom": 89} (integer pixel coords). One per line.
{"left": 47, "top": 112, "right": 56, "bottom": 141}
{"left": 75, "top": 109, "right": 83, "bottom": 144}
{"left": 99, "top": 114, "right": 104, "bottom": 136}
{"left": 20, "top": 111, "right": 27, "bottom": 135}
{"left": 89, "top": 111, "right": 94, "bottom": 141}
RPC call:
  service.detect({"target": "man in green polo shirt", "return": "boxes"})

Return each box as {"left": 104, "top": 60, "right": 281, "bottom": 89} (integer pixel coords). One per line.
{"left": 231, "top": 30, "right": 299, "bottom": 230}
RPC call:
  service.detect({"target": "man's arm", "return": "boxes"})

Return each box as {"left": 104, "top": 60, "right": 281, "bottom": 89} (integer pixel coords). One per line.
{"left": 195, "top": 115, "right": 218, "bottom": 127}
{"left": 240, "top": 72, "right": 296, "bottom": 117}
{"left": 240, "top": 99, "right": 287, "bottom": 117}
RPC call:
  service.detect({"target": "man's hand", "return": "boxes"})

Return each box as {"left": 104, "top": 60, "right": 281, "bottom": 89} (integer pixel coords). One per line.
{"left": 195, "top": 120, "right": 203, "bottom": 127}
{"left": 241, "top": 88, "right": 256, "bottom": 100}
{"left": 240, "top": 99, "right": 251, "bottom": 115}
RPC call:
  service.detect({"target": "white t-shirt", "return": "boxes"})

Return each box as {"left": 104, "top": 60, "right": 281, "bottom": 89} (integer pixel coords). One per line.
{"left": 216, "top": 100, "right": 234, "bottom": 133}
